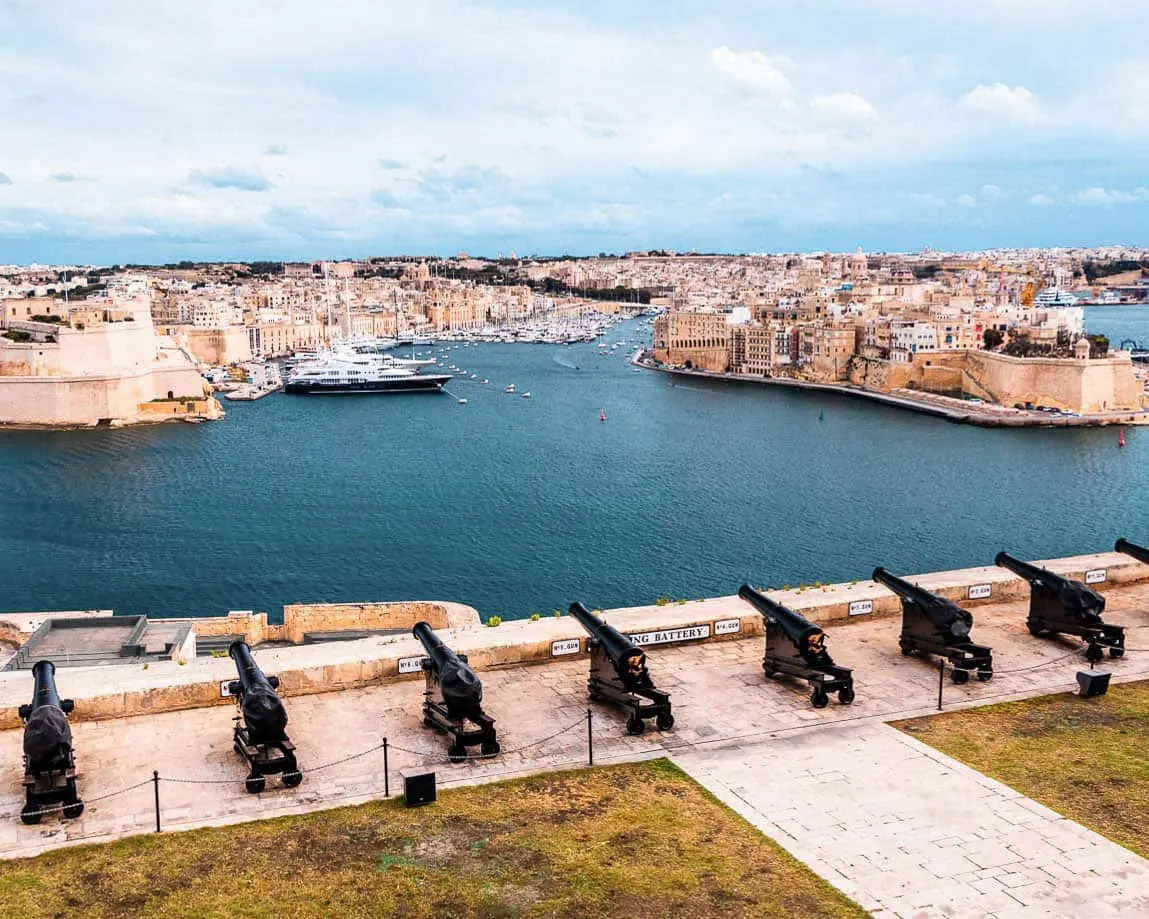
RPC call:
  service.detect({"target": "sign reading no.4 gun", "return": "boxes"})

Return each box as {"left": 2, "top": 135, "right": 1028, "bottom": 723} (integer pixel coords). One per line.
{"left": 626, "top": 625, "right": 711, "bottom": 646}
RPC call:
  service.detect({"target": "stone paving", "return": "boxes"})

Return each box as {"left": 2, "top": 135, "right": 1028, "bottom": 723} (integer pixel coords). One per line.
{"left": 1, "top": 585, "right": 1148, "bottom": 915}
{"left": 672, "top": 723, "right": 1149, "bottom": 918}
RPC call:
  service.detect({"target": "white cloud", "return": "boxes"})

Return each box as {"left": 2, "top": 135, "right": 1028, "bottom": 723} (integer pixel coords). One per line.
{"left": 1071, "top": 186, "right": 1149, "bottom": 205}
{"left": 910, "top": 192, "right": 947, "bottom": 207}
{"left": 959, "top": 83, "right": 1040, "bottom": 124}
{"left": 809, "top": 92, "right": 877, "bottom": 121}
{"left": 955, "top": 193, "right": 977, "bottom": 207}
{"left": 1028, "top": 193, "right": 1056, "bottom": 205}
{"left": 979, "top": 183, "right": 1001, "bottom": 198}
{"left": 709, "top": 46, "right": 793, "bottom": 97}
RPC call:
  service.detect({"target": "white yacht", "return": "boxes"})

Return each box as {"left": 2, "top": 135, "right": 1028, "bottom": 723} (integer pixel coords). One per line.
{"left": 1033, "top": 287, "right": 1079, "bottom": 308}
{"left": 284, "top": 350, "right": 451, "bottom": 395}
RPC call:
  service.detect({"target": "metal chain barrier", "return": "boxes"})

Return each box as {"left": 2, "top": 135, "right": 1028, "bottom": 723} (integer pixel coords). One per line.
{"left": 0, "top": 777, "right": 153, "bottom": 822}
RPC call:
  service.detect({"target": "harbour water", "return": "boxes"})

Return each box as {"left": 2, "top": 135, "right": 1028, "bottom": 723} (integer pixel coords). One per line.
{"left": 0, "top": 309, "right": 1144, "bottom": 621}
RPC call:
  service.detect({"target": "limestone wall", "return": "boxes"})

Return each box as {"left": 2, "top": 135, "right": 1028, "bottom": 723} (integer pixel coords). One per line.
{"left": 0, "top": 550, "right": 1143, "bottom": 729}
{"left": 960, "top": 351, "right": 1140, "bottom": 413}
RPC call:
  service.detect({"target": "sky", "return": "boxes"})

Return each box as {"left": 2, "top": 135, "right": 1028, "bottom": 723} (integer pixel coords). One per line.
{"left": 2, "top": 0, "right": 1149, "bottom": 264}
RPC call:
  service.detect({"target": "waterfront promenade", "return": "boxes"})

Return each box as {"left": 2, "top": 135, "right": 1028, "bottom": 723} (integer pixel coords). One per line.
{"left": 3, "top": 583, "right": 1149, "bottom": 915}
{"left": 633, "top": 353, "right": 1149, "bottom": 428}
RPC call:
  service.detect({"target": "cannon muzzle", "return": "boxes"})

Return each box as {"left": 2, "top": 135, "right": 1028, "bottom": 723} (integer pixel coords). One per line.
{"left": 228, "top": 641, "right": 288, "bottom": 744}
{"left": 994, "top": 552, "right": 1047, "bottom": 582}
{"left": 412, "top": 621, "right": 483, "bottom": 717}
{"left": 569, "top": 601, "right": 648, "bottom": 687}
{"left": 1116, "top": 538, "right": 1149, "bottom": 566}
{"left": 738, "top": 585, "right": 829, "bottom": 664}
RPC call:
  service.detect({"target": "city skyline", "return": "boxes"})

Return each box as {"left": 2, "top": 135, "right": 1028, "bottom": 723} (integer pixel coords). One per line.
{"left": 2, "top": 1, "right": 1149, "bottom": 263}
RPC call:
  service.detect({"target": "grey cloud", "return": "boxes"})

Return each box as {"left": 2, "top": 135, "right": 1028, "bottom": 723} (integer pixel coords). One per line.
{"left": 264, "top": 143, "right": 288, "bottom": 156}
{"left": 583, "top": 124, "right": 618, "bottom": 139}
{"left": 370, "top": 188, "right": 402, "bottom": 207}
{"left": 417, "top": 164, "right": 510, "bottom": 202}
{"left": 189, "top": 166, "right": 273, "bottom": 192}
{"left": 51, "top": 172, "right": 79, "bottom": 183}
{"left": 0, "top": 172, "right": 12, "bottom": 186}
{"left": 377, "top": 158, "right": 405, "bottom": 170}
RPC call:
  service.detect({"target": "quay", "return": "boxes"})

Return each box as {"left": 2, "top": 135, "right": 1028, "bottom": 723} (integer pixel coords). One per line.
{"left": 633, "top": 352, "right": 1149, "bottom": 428}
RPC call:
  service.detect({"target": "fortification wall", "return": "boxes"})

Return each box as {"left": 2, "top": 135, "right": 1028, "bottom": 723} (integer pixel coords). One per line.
{"left": 0, "top": 550, "right": 1142, "bottom": 729}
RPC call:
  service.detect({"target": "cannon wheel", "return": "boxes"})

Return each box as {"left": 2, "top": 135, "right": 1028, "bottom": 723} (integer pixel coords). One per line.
{"left": 448, "top": 741, "right": 468, "bottom": 763}
{"left": 810, "top": 688, "right": 830, "bottom": 709}
{"left": 951, "top": 668, "right": 970, "bottom": 685}
{"left": 62, "top": 800, "right": 85, "bottom": 820}
{"left": 1026, "top": 621, "right": 1045, "bottom": 637}
{"left": 625, "top": 714, "right": 645, "bottom": 736}
{"left": 480, "top": 738, "right": 501, "bottom": 756}
{"left": 977, "top": 668, "right": 993, "bottom": 682}
{"left": 1110, "top": 647, "right": 1125, "bottom": 659}
{"left": 656, "top": 711, "right": 675, "bottom": 731}
{"left": 19, "top": 804, "right": 42, "bottom": 825}
{"left": 899, "top": 641, "right": 913, "bottom": 657}
{"left": 245, "top": 775, "right": 266, "bottom": 794}
{"left": 838, "top": 686, "right": 856, "bottom": 705}
{"left": 282, "top": 771, "right": 303, "bottom": 788}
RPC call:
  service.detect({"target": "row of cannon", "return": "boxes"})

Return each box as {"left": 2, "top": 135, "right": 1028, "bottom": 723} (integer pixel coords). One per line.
{"left": 14, "top": 537, "right": 1149, "bottom": 823}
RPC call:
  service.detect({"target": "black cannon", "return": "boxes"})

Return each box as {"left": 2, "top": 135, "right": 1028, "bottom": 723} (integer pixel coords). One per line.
{"left": 738, "top": 585, "right": 855, "bottom": 708}
{"left": 569, "top": 601, "right": 673, "bottom": 735}
{"left": 997, "top": 552, "right": 1125, "bottom": 664}
{"left": 413, "top": 621, "right": 499, "bottom": 763}
{"left": 873, "top": 568, "right": 994, "bottom": 683}
{"left": 1116, "top": 537, "right": 1149, "bottom": 566}
{"left": 225, "top": 641, "right": 302, "bottom": 793}
{"left": 17, "top": 660, "right": 83, "bottom": 824}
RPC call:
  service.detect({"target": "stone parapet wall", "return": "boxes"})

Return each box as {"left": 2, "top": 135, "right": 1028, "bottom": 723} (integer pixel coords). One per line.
{"left": 0, "top": 551, "right": 1143, "bottom": 730}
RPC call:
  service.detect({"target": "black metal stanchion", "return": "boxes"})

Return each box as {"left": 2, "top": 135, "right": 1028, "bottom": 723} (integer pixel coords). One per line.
{"left": 383, "top": 738, "right": 390, "bottom": 799}
{"left": 937, "top": 659, "right": 945, "bottom": 711}
{"left": 153, "top": 770, "right": 161, "bottom": 833}
{"left": 586, "top": 709, "right": 593, "bottom": 766}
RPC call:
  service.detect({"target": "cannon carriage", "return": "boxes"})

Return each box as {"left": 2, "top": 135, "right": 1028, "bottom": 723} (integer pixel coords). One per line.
{"left": 17, "top": 660, "right": 84, "bottom": 824}
{"left": 738, "top": 585, "right": 855, "bottom": 708}
{"left": 997, "top": 552, "right": 1125, "bottom": 664}
{"left": 873, "top": 568, "right": 993, "bottom": 683}
{"left": 225, "top": 641, "right": 303, "bottom": 793}
{"left": 413, "top": 621, "right": 499, "bottom": 763}
{"left": 569, "top": 602, "right": 673, "bottom": 735}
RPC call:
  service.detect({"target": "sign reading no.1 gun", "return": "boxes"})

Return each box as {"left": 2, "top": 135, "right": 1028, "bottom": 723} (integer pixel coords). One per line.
{"left": 967, "top": 584, "right": 992, "bottom": 600}
{"left": 398, "top": 657, "right": 424, "bottom": 675}
{"left": 848, "top": 599, "right": 873, "bottom": 617}
{"left": 551, "top": 638, "right": 581, "bottom": 657}
{"left": 1085, "top": 568, "right": 1107, "bottom": 585}
{"left": 626, "top": 625, "right": 711, "bottom": 646}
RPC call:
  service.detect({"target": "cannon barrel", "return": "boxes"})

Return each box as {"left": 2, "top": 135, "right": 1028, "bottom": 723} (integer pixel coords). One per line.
{"left": 22, "top": 661, "right": 73, "bottom": 770}
{"left": 873, "top": 567, "right": 972, "bottom": 640}
{"left": 996, "top": 552, "right": 1104, "bottom": 620}
{"left": 1116, "top": 538, "right": 1149, "bottom": 566}
{"left": 569, "top": 601, "right": 647, "bottom": 685}
{"left": 29, "top": 660, "right": 62, "bottom": 711}
{"left": 412, "top": 621, "right": 483, "bottom": 716}
{"left": 994, "top": 552, "right": 1050, "bottom": 583}
{"left": 228, "top": 641, "right": 288, "bottom": 744}
{"left": 738, "top": 585, "right": 823, "bottom": 649}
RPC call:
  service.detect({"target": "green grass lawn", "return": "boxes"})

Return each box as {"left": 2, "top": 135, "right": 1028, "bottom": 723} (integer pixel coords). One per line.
{"left": 896, "top": 679, "right": 1149, "bottom": 858}
{"left": 0, "top": 759, "right": 864, "bottom": 919}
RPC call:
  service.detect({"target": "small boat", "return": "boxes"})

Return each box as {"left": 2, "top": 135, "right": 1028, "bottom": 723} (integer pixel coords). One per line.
{"left": 481, "top": 379, "right": 489, "bottom": 384}
{"left": 522, "top": 392, "right": 531, "bottom": 399}
{"left": 457, "top": 398, "right": 468, "bottom": 405}
{"left": 505, "top": 384, "right": 516, "bottom": 393}
{"left": 471, "top": 374, "right": 477, "bottom": 379}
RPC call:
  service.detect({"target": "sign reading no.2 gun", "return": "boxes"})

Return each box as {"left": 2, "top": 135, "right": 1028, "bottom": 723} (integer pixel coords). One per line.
{"left": 398, "top": 657, "right": 424, "bottom": 674}
{"left": 1085, "top": 569, "right": 1107, "bottom": 585}
{"left": 967, "top": 584, "right": 992, "bottom": 600}
{"left": 848, "top": 599, "right": 873, "bottom": 616}
{"left": 626, "top": 625, "right": 711, "bottom": 646}
{"left": 551, "top": 638, "right": 581, "bottom": 657}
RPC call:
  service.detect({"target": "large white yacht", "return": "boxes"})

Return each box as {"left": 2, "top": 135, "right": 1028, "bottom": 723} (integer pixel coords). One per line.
{"left": 1033, "top": 287, "right": 1079, "bottom": 308}
{"left": 284, "top": 349, "right": 451, "bottom": 395}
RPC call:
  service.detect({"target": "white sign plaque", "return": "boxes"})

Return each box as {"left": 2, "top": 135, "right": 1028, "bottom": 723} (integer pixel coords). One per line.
{"left": 1085, "top": 568, "right": 1107, "bottom": 585}
{"left": 627, "top": 625, "right": 711, "bottom": 646}
{"left": 551, "top": 638, "right": 581, "bottom": 656}
{"left": 219, "top": 679, "right": 235, "bottom": 698}
{"left": 398, "top": 657, "right": 425, "bottom": 675}
{"left": 967, "top": 584, "right": 992, "bottom": 600}
{"left": 714, "top": 618, "right": 741, "bottom": 635}
{"left": 848, "top": 599, "right": 873, "bottom": 616}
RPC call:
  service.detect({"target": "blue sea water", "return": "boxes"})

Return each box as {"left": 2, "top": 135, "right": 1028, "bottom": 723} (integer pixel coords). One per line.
{"left": 0, "top": 309, "right": 1145, "bottom": 621}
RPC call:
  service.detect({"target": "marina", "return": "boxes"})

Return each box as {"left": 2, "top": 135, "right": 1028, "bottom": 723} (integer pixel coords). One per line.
{"left": 0, "top": 310, "right": 1142, "bottom": 622}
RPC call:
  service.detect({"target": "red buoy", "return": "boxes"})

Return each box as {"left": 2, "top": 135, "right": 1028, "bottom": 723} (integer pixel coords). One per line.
{"left": 1119, "top": 428, "right": 1126, "bottom": 447}
{"left": 600, "top": 409, "right": 606, "bottom": 423}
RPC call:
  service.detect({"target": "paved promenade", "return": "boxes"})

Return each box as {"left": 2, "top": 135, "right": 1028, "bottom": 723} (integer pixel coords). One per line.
{"left": 2, "top": 587, "right": 1149, "bottom": 917}
{"left": 673, "top": 723, "right": 1149, "bottom": 918}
